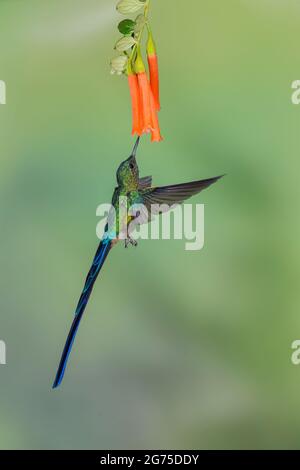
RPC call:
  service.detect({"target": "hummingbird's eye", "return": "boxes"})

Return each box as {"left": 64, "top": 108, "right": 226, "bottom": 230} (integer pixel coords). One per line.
{"left": 129, "top": 162, "right": 134, "bottom": 170}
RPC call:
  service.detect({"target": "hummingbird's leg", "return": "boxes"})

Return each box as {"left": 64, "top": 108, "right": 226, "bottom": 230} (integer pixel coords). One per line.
{"left": 130, "top": 238, "right": 138, "bottom": 247}
{"left": 124, "top": 237, "right": 138, "bottom": 248}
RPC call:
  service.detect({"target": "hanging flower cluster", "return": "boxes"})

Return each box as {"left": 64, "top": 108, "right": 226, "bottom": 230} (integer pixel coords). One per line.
{"left": 111, "top": 0, "right": 162, "bottom": 142}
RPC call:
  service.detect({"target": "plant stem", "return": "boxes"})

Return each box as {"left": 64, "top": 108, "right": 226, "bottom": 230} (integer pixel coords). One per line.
{"left": 129, "top": 0, "right": 151, "bottom": 68}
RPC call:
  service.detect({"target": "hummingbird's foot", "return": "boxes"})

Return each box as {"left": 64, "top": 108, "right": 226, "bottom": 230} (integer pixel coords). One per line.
{"left": 125, "top": 237, "right": 138, "bottom": 248}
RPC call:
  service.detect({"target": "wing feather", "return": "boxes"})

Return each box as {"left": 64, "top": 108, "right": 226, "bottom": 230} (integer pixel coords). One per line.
{"left": 138, "top": 176, "right": 153, "bottom": 190}
{"left": 140, "top": 176, "right": 223, "bottom": 216}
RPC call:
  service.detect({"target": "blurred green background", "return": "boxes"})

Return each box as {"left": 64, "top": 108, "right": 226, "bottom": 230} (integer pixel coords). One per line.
{"left": 0, "top": 0, "right": 300, "bottom": 450}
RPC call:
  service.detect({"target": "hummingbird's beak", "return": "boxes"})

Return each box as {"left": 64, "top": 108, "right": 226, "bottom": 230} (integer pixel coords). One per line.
{"left": 131, "top": 137, "right": 140, "bottom": 159}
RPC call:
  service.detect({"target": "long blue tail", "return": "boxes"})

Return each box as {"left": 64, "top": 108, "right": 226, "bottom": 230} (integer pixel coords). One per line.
{"left": 52, "top": 239, "right": 112, "bottom": 389}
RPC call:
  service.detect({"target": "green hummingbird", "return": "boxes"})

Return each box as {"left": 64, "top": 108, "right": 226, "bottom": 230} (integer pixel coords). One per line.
{"left": 53, "top": 138, "right": 222, "bottom": 388}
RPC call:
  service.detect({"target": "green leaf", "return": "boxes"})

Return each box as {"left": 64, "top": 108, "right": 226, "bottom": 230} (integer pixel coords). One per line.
{"left": 116, "top": 0, "right": 145, "bottom": 15}
{"left": 118, "top": 19, "right": 136, "bottom": 35}
{"left": 115, "top": 36, "right": 136, "bottom": 52}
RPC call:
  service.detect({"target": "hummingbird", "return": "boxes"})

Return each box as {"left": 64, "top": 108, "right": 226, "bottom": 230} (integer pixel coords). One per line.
{"left": 52, "top": 138, "right": 222, "bottom": 388}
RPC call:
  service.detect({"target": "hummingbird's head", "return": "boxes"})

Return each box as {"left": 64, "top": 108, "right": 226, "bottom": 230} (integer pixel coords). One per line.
{"left": 117, "top": 137, "right": 140, "bottom": 189}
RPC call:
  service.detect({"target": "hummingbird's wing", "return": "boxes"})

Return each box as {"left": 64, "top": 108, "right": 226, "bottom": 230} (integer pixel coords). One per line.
{"left": 139, "top": 176, "right": 223, "bottom": 217}
{"left": 138, "top": 176, "right": 152, "bottom": 189}
{"left": 52, "top": 238, "right": 112, "bottom": 389}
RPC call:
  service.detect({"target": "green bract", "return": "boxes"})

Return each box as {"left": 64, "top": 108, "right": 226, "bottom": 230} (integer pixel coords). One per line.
{"left": 134, "top": 14, "right": 146, "bottom": 35}
{"left": 116, "top": 0, "right": 145, "bottom": 15}
{"left": 115, "top": 36, "right": 136, "bottom": 52}
{"left": 110, "top": 55, "right": 128, "bottom": 75}
{"left": 118, "top": 19, "right": 136, "bottom": 35}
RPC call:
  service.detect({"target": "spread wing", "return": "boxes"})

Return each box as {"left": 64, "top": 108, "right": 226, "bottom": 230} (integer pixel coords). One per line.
{"left": 138, "top": 176, "right": 152, "bottom": 190}
{"left": 140, "top": 176, "right": 223, "bottom": 217}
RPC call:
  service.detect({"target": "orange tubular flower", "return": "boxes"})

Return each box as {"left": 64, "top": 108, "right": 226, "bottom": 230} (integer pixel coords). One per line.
{"left": 150, "top": 89, "right": 163, "bottom": 142}
{"left": 147, "top": 31, "right": 160, "bottom": 111}
{"left": 127, "top": 62, "right": 142, "bottom": 136}
{"left": 135, "top": 47, "right": 153, "bottom": 134}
